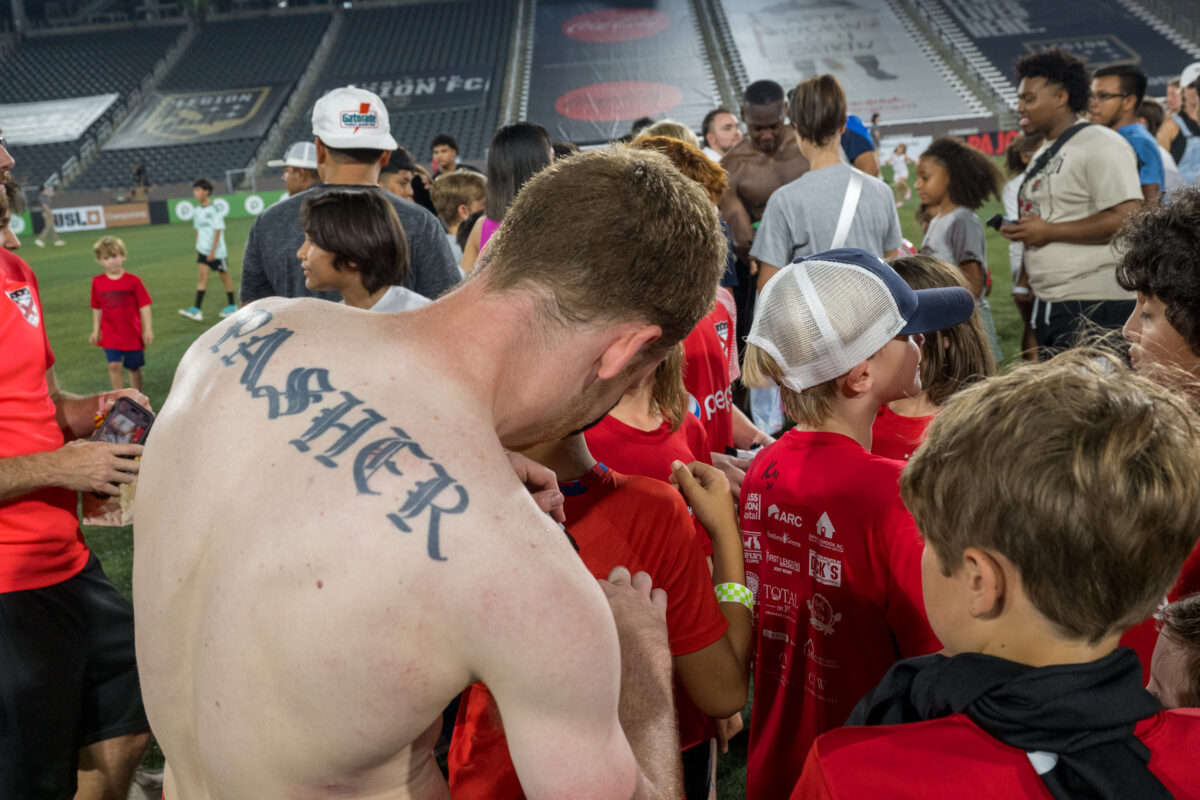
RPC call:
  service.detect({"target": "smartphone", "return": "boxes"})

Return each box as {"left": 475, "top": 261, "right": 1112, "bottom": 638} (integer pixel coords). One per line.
{"left": 986, "top": 213, "right": 1017, "bottom": 231}
{"left": 91, "top": 397, "right": 155, "bottom": 446}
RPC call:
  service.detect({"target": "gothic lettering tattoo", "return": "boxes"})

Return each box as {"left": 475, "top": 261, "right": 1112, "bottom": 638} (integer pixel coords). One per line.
{"left": 209, "top": 310, "right": 467, "bottom": 561}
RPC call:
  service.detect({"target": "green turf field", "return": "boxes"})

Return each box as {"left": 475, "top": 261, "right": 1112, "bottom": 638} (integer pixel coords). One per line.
{"left": 31, "top": 170, "right": 1020, "bottom": 792}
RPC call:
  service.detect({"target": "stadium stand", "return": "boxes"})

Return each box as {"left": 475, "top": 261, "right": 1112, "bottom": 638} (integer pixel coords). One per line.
{"left": 915, "top": 0, "right": 1200, "bottom": 105}
{"left": 278, "top": 1, "right": 515, "bottom": 164}
{"left": 714, "top": 0, "right": 989, "bottom": 125}
{"left": 73, "top": 12, "right": 330, "bottom": 190}
{"left": 0, "top": 23, "right": 187, "bottom": 189}
{"left": 1140, "top": 0, "right": 1200, "bottom": 45}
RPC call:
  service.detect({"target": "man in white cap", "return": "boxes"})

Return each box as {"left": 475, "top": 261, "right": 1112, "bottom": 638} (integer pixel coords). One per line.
{"left": 1155, "top": 62, "right": 1200, "bottom": 185}
{"left": 240, "top": 86, "right": 459, "bottom": 304}
{"left": 268, "top": 141, "right": 319, "bottom": 198}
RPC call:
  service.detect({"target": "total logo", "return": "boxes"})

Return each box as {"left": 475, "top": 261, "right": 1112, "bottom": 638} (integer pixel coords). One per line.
{"left": 767, "top": 504, "right": 803, "bottom": 528}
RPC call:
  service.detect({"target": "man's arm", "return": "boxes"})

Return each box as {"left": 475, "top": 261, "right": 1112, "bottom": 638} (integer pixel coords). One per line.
{"left": 853, "top": 150, "right": 880, "bottom": 177}
{"left": 405, "top": 206, "right": 461, "bottom": 299}
{"left": 756, "top": 260, "right": 781, "bottom": 294}
{"left": 1141, "top": 183, "right": 1161, "bottom": 205}
{"left": 239, "top": 217, "right": 273, "bottom": 305}
{"left": 1157, "top": 116, "right": 1179, "bottom": 151}
{"left": 718, "top": 175, "right": 755, "bottom": 266}
{"left": 1000, "top": 200, "right": 1140, "bottom": 247}
{"left": 0, "top": 440, "right": 143, "bottom": 501}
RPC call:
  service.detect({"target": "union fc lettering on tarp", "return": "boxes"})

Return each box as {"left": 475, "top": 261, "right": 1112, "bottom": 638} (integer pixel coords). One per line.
{"left": 324, "top": 70, "right": 492, "bottom": 113}
{"left": 103, "top": 84, "right": 292, "bottom": 150}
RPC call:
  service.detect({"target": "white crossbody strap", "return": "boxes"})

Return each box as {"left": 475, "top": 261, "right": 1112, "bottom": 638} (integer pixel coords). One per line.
{"left": 830, "top": 170, "right": 864, "bottom": 250}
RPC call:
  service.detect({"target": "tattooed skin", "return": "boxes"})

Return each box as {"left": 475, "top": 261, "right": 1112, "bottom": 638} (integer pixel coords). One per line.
{"left": 209, "top": 309, "right": 468, "bottom": 561}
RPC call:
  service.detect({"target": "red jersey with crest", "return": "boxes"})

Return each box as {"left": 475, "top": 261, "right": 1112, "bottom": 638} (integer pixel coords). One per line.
{"left": 738, "top": 431, "right": 940, "bottom": 800}
{"left": 90, "top": 271, "right": 151, "bottom": 351}
{"left": 792, "top": 709, "right": 1200, "bottom": 800}
{"left": 870, "top": 405, "right": 935, "bottom": 462}
{"left": 683, "top": 288, "right": 740, "bottom": 453}
{"left": 585, "top": 412, "right": 713, "bottom": 554}
{"left": 447, "top": 465, "right": 729, "bottom": 800}
{"left": 0, "top": 250, "right": 89, "bottom": 592}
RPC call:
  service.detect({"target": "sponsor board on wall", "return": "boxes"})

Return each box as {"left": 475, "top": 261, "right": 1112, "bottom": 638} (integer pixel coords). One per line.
{"left": 103, "top": 85, "right": 292, "bottom": 150}
{"left": 52, "top": 206, "right": 106, "bottom": 233}
{"left": 328, "top": 70, "right": 492, "bottom": 113}
{"left": 0, "top": 94, "right": 120, "bottom": 145}
{"left": 168, "top": 191, "right": 286, "bottom": 224}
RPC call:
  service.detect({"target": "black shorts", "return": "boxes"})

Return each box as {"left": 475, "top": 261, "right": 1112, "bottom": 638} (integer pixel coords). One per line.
{"left": 1030, "top": 298, "right": 1136, "bottom": 354}
{"left": 197, "top": 252, "right": 227, "bottom": 272}
{"left": 0, "top": 554, "right": 148, "bottom": 798}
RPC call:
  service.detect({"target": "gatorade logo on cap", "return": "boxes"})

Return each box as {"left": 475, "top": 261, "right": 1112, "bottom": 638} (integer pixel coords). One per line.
{"left": 340, "top": 103, "right": 379, "bottom": 132}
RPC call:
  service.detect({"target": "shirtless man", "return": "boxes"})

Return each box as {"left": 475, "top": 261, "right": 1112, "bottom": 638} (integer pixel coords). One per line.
{"left": 133, "top": 146, "right": 728, "bottom": 799}
{"left": 718, "top": 80, "right": 810, "bottom": 267}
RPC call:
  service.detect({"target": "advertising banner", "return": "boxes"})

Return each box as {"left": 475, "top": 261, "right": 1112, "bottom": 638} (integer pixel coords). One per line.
{"left": 721, "top": 0, "right": 986, "bottom": 125}
{"left": 168, "top": 190, "right": 287, "bottom": 224}
{"left": 933, "top": 0, "right": 1199, "bottom": 95}
{"left": 103, "top": 203, "right": 152, "bottom": 228}
{"left": 526, "top": 0, "right": 718, "bottom": 144}
{"left": 0, "top": 94, "right": 120, "bottom": 145}
{"left": 50, "top": 205, "right": 106, "bottom": 233}
{"left": 103, "top": 84, "right": 292, "bottom": 150}
{"left": 330, "top": 69, "right": 492, "bottom": 113}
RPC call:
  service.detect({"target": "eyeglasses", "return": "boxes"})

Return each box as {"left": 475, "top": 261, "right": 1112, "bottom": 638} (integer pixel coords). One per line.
{"left": 1091, "top": 91, "right": 1130, "bottom": 102}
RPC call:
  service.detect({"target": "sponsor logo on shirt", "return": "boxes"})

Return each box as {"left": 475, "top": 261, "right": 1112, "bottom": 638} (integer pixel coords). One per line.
{"left": 809, "top": 551, "right": 842, "bottom": 587}
{"left": 762, "top": 628, "right": 789, "bottom": 644}
{"left": 803, "top": 638, "right": 840, "bottom": 669}
{"left": 762, "top": 583, "right": 800, "bottom": 612}
{"left": 746, "top": 571, "right": 759, "bottom": 599}
{"left": 6, "top": 286, "right": 39, "bottom": 326}
{"left": 767, "top": 552, "right": 805, "bottom": 573}
{"left": 767, "top": 503, "right": 803, "bottom": 528}
{"left": 816, "top": 511, "right": 835, "bottom": 539}
{"left": 743, "top": 492, "right": 761, "bottom": 520}
{"left": 714, "top": 319, "right": 729, "bottom": 345}
{"left": 698, "top": 386, "right": 732, "bottom": 420}
{"left": 809, "top": 510, "right": 845, "bottom": 553}
{"left": 807, "top": 592, "right": 842, "bottom": 635}
{"left": 766, "top": 529, "right": 801, "bottom": 548}
{"left": 743, "top": 532, "right": 762, "bottom": 564}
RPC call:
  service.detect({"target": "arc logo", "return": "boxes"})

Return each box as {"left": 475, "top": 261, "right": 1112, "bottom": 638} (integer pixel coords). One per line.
{"left": 767, "top": 504, "right": 802, "bottom": 527}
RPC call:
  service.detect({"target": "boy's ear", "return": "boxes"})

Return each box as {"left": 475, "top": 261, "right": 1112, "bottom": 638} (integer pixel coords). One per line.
{"left": 457, "top": 204, "right": 470, "bottom": 222}
{"left": 841, "top": 360, "right": 872, "bottom": 397}
{"left": 961, "top": 547, "right": 1007, "bottom": 620}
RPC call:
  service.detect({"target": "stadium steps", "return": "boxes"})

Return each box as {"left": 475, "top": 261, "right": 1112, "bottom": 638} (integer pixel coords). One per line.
{"left": 690, "top": 0, "right": 742, "bottom": 113}
{"left": 500, "top": 0, "right": 533, "bottom": 124}
{"left": 885, "top": 0, "right": 992, "bottom": 122}
{"left": 247, "top": 9, "right": 339, "bottom": 183}
{"left": 57, "top": 22, "right": 197, "bottom": 190}
{"left": 1123, "top": 0, "right": 1200, "bottom": 60}
{"left": 907, "top": 0, "right": 1020, "bottom": 113}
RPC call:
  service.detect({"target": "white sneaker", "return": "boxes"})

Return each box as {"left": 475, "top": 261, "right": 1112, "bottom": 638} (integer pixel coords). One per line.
{"left": 53, "top": 240, "right": 65, "bottom": 246}
{"left": 179, "top": 307, "right": 203, "bottom": 321}
{"left": 34, "top": 239, "right": 44, "bottom": 247}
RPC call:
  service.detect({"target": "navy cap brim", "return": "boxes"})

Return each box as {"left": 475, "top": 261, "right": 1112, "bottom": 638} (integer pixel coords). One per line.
{"left": 898, "top": 286, "right": 977, "bottom": 335}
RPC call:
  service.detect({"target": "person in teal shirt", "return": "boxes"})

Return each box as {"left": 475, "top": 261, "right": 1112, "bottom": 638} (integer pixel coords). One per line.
{"left": 179, "top": 178, "right": 236, "bottom": 321}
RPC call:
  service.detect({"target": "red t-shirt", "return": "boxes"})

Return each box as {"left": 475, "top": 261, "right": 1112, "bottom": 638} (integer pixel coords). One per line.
{"left": 870, "top": 405, "right": 935, "bottom": 462}
{"left": 738, "top": 431, "right": 940, "bottom": 800}
{"left": 0, "top": 250, "right": 89, "bottom": 592}
{"left": 90, "top": 271, "right": 151, "bottom": 351}
{"left": 792, "top": 709, "right": 1200, "bottom": 800}
{"left": 448, "top": 465, "right": 729, "bottom": 800}
{"left": 683, "top": 288, "right": 739, "bottom": 454}
{"left": 585, "top": 412, "right": 713, "bottom": 554}
{"left": 1121, "top": 545, "right": 1200, "bottom": 682}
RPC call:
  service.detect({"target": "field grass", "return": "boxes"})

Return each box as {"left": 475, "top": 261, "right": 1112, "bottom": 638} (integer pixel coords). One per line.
{"left": 32, "top": 172, "right": 1020, "bottom": 794}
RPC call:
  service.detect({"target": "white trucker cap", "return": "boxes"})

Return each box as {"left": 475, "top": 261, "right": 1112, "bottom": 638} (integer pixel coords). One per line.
{"left": 1182, "top": 62, "right": 1200, "bottom": 89}
{"left": 311, "top": 86, "right": 398, "bottom": 151}
{"left": 267, "top": 141, "right": 318, "bottom": 169}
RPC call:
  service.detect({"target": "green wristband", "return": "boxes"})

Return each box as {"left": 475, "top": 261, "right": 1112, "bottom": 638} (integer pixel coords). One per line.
{"left": 715, "top": 582, "right": 753, "bottom": 612}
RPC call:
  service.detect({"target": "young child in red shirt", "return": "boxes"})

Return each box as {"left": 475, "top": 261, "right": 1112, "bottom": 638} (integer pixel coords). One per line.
{"left": 88, "top": 236, "right": 152, "bottom": 391}
{"left": 794, "top": 351, "right": 1200, "bottom": 800}
{"left": 448, "top": 432, "right": 752, "bottom": 800}
{"left": 1115, "top": 186, "right": 1200, "bottom": 681}
{"left": 1148, "top": 594, "right": 1200, "bottom": 710}
{"left": 871, "top": 255, "right": 995, "bottom": 461}
{"left": 737, "top": 248, "right": 975, "bottom": 800}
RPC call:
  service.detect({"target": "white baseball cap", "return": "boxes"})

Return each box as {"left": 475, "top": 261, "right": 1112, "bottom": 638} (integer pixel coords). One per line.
{"left": 748, "top": 249, "right": 975, "bottom": 391}
{"left": 1182, "top": 62, "right": 1200, "bottom": 89}
{"left": 311, "top": 86, "right": 398, "bottom": 151}
{"left": 267, "top": 141, "right": 318, "bottom": 169}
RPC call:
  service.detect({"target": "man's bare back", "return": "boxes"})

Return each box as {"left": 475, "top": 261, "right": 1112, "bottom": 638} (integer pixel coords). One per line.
{"left": 134, "top": 299, "right": 660, "bottom": 799}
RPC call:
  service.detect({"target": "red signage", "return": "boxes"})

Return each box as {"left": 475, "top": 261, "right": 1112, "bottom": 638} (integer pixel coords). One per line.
{"left": 555, "top": 81, "right": 683, "bottom": 122}
{"left": 563, "top": 9, "right": 670, "bottom": 43}
{"left": 961, "top": 129, "right": 1020, "bottom": 155}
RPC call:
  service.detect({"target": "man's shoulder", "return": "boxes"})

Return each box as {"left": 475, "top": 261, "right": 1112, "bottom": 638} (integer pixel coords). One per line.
{"left": 385, "top": 192, "right": 441, "bottom": 233}
{"left": 0, "top": 247, "right": 35, "bottom": 283}
{"left": 1070, "top": 123, "right": 1133, "bottom": 154}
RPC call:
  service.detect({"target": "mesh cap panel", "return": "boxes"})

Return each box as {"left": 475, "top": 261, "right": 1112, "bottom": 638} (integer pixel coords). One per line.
{"left": 747, "top": 260, "right": 905, "bottom": 391}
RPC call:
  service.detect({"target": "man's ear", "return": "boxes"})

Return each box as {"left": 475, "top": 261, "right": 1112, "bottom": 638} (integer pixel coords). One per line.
{"left": 961, "top": 547, "right": 1006, "bottom": 620}
{"left": 597, "top": 324, "right": 663, "bottom": 380}
{"left": 378, "top": 149, "right": 392, "bottom": 168}
{"left": 314, "top": 138, "right": 328, "bottom": 165}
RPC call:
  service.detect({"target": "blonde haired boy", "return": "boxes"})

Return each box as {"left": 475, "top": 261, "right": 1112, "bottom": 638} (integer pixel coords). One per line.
{"left": 89, "top": 235, "right": 152, "bottom": 390}
{"left": 794, "top": 352, "right": 1200, "bottom": 799}
{"left": 738, "top": 248, "right": 975, "bottom": 799}
{"left": 431, "top": 171, "right": 485, "bottom": 264}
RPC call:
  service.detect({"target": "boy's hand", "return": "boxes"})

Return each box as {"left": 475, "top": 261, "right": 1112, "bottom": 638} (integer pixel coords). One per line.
{"left": 88, "top": 331, "right": 99, "bottom": 345}
{"left": 670, "top": 460, "right": 738, "bottom": 539}
{"left": 143, "top": 331, "right": 154, "bottom": 346}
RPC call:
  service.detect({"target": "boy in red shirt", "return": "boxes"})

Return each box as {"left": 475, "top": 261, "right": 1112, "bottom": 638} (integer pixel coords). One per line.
{"left": 89, "top": 236, "right": 152, "bottom": 391}
{"left": 794, "top": 351, "right": 1200, "bottom": 800}
{"left": 448, "top": 431, "right": 753, "bottom": 800}
{"left": 1114, "top": 186, "right": 1200, "bottom": 680}
{"left": 738, "top": 248, "right": 975, "bottom": 799}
